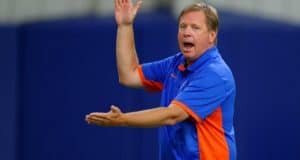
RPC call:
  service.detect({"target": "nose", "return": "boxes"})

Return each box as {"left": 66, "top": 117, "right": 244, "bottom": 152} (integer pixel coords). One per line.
{"left": 181, "top": 27, "right": 192, "bottom": 37}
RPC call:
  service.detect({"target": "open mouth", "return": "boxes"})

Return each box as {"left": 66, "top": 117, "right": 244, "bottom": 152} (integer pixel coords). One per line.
{"left": 183, "top": 42, "right": 194, "bottom": 49}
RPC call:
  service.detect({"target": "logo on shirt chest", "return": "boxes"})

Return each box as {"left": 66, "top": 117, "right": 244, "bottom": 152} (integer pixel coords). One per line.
{"left": 179, "top": 80, "right": 188, "bottom": 91}
{"left": 169, "top": 74, "right": 189, "bottom": 92}
{"left": 170, "top": 73, "right": 177, "bottom": 79}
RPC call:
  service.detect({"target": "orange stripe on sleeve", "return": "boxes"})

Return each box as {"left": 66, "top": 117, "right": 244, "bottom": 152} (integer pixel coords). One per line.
{"left": 171, "top": 100, "right": 230, "bottom": 160}
{"left": 171, "top": 100, "right": 202, "bottom": 123}
{"left": 198, "top": 107, "right": 229, "bottom": 160}
{"left": 171, "top": 100, "right": 202, "bottom": 159}
{"left": 137, "top": 65, "right": 163, "bottom": 92}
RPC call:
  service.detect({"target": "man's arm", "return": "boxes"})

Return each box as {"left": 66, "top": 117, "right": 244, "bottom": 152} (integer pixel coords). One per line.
{"left": 115, "top": 0, "right": 143, "bottom": 88}
{"left": 85, "top": 104, "right": 189, "bottom": 128}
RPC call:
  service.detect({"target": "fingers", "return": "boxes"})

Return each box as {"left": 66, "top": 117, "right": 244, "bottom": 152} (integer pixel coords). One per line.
{"left": 116, "top": 0, "right": 135, "bottom": 8}
{"left": 86, "top": 112, "right": 110, "bottom": 122}
{"left": 111, "top": 105, "right": 121, "bottom": 113}
{"left": 86, "top": 114, "right": 110, "bottom": 126}
{"left": 87, "top": 116, "right": 109, "bottom": 126}
{"left": 115, "top": 0, "right": 121, "bottom": 10}
{"left": 85, "top": 105, "right": 122, "bottom": 126}
{"left": 114, "top": 0, "right": 117, "bottom": 9}
{"left": 133, "top": 0, "right": 142, "bottom": 14}
{"left": 117, "top": 0, "right": 130, "bottom": 6}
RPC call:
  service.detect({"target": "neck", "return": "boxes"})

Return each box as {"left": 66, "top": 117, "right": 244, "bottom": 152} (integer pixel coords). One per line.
{"left": 186, "top": 44, "right": 215, "bottom": 66}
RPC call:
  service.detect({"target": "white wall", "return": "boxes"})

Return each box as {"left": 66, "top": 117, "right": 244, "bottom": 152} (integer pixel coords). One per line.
{"left": 0, "top": 0, "right": 160, "bottom": 23}
{"left": 0, "top": 0, "right": 300, "bottom": 25}
{"left": 94, "top": 0, "right": 158, "bottom": 16}
{"left": 6, "top": 0, "right": 93, "bottom": 23}
{"left": 0, "top": 0, "right": 14, "bottom": 22}
{"left": 208, "top": 0, "right": 300, "bottom": 24}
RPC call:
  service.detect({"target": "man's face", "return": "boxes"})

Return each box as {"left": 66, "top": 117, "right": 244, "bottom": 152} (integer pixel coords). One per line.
{"left": 178, "top": 11, "right": 216, "bottom": 64}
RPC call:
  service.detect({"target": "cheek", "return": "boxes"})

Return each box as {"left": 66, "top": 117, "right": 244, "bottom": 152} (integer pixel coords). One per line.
{"left": 177, "top": 33, "right": 183, "bottom": 44}
{"left": 199, "top": 33, "right": 210, "bottom": 42}
{"left": 177, "top": 32, "right": 183, "bottom": 39}
{"left": 194, "top": 35, "right": 205, "bottom": 44}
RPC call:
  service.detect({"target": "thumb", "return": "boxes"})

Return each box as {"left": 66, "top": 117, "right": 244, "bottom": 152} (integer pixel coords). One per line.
{"left": 111, "top": 105, "right": 121, "bottom": 113}
{"left": 133, "top": 0, "right": 142, "bottom": 13}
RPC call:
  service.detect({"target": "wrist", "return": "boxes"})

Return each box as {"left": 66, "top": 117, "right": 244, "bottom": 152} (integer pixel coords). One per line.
{"left": 119, "top": 114, "right": 128, "bottom": 127}
{"left": 118, "top": 24, "right": 133, "bottom": 28}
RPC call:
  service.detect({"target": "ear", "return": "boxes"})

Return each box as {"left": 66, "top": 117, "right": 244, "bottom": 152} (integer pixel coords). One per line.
{"left": 209, "top": 31, "right": 217, "bottom": 44}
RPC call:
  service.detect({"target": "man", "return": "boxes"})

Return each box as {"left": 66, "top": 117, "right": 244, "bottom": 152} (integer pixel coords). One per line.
{"left": 86, "top": 0, "right": 236, "bottom": 159}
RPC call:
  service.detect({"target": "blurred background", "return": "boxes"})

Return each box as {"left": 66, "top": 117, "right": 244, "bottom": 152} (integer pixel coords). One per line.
{"left": 1, "top": 0, "right": 300, "bottom": 160}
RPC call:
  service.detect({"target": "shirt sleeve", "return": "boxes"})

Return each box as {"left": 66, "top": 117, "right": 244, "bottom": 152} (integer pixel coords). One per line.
{"left": 171, "top": 72, "right": 227, "bottom": 121}
{"left": 138, "top": 56, "right": 174, "bottom": 92}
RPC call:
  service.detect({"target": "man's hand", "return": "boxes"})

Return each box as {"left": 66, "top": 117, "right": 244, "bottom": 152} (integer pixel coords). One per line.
{"left": 114, "top": 0, "right": 142, "bottom": 26}
{"left": 85, "top": 104, "right": 189, "bottom": 128}
{"left": 86, "top": 105, "right": 126, "bottom": 127}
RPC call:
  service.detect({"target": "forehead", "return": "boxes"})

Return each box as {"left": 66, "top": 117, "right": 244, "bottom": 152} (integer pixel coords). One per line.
{"left": 179, "top": 11, "right": 206, "bottom": 24}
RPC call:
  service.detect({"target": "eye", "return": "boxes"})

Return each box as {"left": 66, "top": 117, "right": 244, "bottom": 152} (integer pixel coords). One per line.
{"left": 192, "top": 25, "right": 201, "bottom": 30}
{"left": 179, "top": 24, "right": 186, "bottom": 29}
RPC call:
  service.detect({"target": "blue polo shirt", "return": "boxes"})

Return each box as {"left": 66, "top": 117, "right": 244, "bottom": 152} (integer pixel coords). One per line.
{"left": 137, "top": 46, "right": 237, "bottom": 160}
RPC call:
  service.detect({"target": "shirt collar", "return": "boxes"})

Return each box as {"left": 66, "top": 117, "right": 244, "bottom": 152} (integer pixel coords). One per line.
{"left": 178, "top": 46, "right": 219, "bottom": 72}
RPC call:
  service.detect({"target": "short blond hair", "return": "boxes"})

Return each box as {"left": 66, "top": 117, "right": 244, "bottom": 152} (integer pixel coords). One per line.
{"left": 178, "top": 2, "right": 219, "bottom": 44}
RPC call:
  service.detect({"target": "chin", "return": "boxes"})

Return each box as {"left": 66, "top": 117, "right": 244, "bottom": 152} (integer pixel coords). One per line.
{"left": 182, "top": 51, "right": 194, "bottom": 58}
{"left": 182, "top": 54, "right": 196, "bottom": 62}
